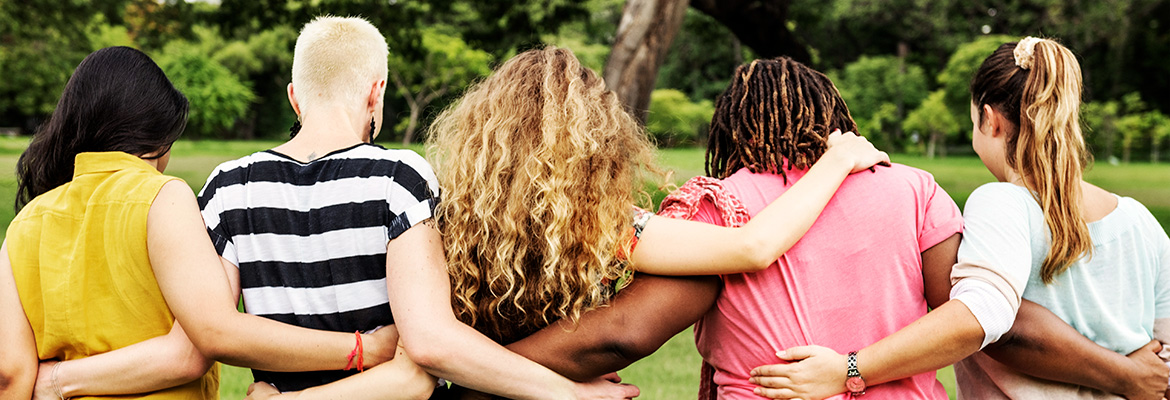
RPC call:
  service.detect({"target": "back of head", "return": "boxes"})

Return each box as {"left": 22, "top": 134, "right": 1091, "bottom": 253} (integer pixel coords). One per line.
{"left": 291, "top": 16, "right": 388, "bottom": 113}
{"left": 16, "top": 46, "right": 188, "bottom": 210}
{"left": 428, "top": 46, "right": 658, "bottom": 342}
{"left": 969, "top": 37, "right": 1089, "bottom": 283}
{"left": 706, "top": 57, "right": 857, "bottom": 181}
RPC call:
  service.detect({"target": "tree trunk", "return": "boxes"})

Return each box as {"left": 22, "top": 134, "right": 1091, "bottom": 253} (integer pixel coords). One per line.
{"left": 402, "top": 104, "right": 421, "bottom": 146}
{"left": 894, "top": 41, "right": 908, "bottom": 145}
{"left": 1123, "top": 144, "right": 1132, "bottom": 163}
{"left": 1153, "top": 140, "right": 1161, "bottom": 163}
{"left": 603, "top": 0, "right": 689, "bottom": 122}
{"left": 926, "top": 131, "right": 941, "bottom": 159}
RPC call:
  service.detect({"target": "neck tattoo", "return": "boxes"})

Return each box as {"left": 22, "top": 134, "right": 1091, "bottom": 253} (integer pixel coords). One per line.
{"left": 307, "top": 151, "right": 318, "bottom": 161}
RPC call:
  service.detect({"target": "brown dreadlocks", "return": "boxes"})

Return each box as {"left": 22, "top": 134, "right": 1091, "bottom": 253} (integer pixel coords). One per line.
{"left": 706, "top": 57, "right": 858, "bottom": 182}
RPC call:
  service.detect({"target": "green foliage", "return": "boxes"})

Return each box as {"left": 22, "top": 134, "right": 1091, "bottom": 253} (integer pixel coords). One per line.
{"left": 157, "top": 51, "right": 254, "bottom": 139}
{"left": 831, "top": 55, "right": 928, "bottom": 149}
{"left": 938, "top": 35, "right": 1015, "bottom": 139}
{"left": 655, "top": 9, "right": 752, "bottom": 103}
{"left": 903, "top": 90, "right": 960, "bottom": 157}
{"left": 389, "top": 28, "right": 493, "bottom": 144}
{"left": 645, "top": 89, "right": 714, "bottom": 147}
{"left": 1082, "top": 100, "right": 1121, "bottom": 160}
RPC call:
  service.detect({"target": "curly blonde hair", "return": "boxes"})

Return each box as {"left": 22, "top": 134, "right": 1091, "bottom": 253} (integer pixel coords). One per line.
{"left": 426, "top": 47, "right": 659, "bottom": 343}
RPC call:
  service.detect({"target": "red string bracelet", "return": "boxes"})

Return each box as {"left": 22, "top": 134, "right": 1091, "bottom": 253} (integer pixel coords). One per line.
{"left": 344, "top": 331, "right": 364, "bottom": 372}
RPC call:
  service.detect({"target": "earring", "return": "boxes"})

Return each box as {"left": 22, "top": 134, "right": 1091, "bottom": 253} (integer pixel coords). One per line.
{"left": 289, "top": 120, "right": 302, "bottom": 138}
{"left": 368, "top": 117, "right": 376, "bottom": 144}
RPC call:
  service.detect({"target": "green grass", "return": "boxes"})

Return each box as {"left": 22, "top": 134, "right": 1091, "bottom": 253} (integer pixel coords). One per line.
{"left": 2, "top": 139, "right": 1167, "bottom": 398}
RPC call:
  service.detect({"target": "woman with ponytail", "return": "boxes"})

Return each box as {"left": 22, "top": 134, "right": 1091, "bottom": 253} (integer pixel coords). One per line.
{"left": 950, "top": 37, "right": 1170, "bottom": 399}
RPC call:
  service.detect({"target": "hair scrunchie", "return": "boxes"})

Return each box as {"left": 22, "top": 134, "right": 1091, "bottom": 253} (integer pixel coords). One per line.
{"left": 1014, "top": 36, "right": 1043, "bottom": 70}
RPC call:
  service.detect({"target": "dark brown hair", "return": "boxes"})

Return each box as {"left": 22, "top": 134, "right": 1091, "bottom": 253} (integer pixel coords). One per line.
{"left": 16, "top": 46, "right": 188, "bottom": 210}
{"left": 706, "top": 57, "right": 857, "bottom": 181}
{"left": 970, "top": 38, "right": 1091, "bottom": 283}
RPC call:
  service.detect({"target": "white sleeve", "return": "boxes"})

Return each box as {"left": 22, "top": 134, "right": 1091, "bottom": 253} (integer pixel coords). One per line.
{"left": 951, "top": 184, "right": 1036, "bottom": 348}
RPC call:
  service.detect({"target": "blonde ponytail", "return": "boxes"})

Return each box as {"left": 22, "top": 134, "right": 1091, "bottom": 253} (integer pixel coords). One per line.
{"left": 971, "top": 37, "right": 1093, "bottom": 283}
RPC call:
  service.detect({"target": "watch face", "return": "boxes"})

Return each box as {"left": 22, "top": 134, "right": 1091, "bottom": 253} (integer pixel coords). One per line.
{"left": 846, "top": 376, "right": 867, "bottom": 392}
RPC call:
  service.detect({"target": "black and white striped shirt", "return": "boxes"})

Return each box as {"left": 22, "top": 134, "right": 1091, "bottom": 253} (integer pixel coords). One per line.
{"left": 197, "top": 143, "right": 439, "bottom": 390}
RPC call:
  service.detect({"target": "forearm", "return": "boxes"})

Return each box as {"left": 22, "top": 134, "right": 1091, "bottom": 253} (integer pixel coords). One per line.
{"left": 632, "top": 152, "right": 854, "bottom": 276}
{"left": 0, "top": 244, "right": 38, "bottom": 398}
{"left": 982, "top": 300, "right": 1132, "bottom": 393}
{"left": 506, "top": 274, "right": 719, "bottom": 381}
{"left": 54, "top": 322, "right": 211, "bottom": 397}
{"left": 408, "top": 321, "right": 577, "bottom": 400}
{"left": 195, "top": 312, "right": 387, "bottom": 372}
{"left": 273, "top": 348, "right": 435, "bottom": 400}
{"left": 858, "top": 300, "right": 984, "bottom": 385}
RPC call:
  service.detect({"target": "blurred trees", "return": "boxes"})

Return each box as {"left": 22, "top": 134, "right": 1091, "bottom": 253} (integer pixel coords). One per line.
{"left": 389, "top": 28, "right": 491, "bottom": 145}
{"left": 1, "top": 0, "right": 1168, "bottom": 160}
{"left": 645, "top": 89, "right": 713, "bottom": 146}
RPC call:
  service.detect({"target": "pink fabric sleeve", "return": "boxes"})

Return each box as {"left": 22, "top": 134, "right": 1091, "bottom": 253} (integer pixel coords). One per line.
{"left": 918, "top": 179, "right": 964, "bottom": 252}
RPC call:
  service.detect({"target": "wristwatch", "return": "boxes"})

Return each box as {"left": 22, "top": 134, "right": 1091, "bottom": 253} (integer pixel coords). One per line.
{"left": 846, "top": 351, "right": 867, "bottom": 396}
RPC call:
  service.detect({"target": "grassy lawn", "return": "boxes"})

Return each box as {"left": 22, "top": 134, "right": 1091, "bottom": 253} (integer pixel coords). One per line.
{"left": 1, "top": 137, "right": 1166, "bottom": 398}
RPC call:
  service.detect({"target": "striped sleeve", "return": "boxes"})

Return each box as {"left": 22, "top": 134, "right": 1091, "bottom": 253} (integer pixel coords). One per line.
{"left": 385, "top": 150, "right": 440, "bottom": 240}
{"left": 198, "top": 165, "right": 238, "bottom": 266}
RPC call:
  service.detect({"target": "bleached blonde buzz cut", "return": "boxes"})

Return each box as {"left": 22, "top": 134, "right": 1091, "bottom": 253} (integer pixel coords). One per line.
{"left": 291, "top": 16, "right": 389, "bottom": 112}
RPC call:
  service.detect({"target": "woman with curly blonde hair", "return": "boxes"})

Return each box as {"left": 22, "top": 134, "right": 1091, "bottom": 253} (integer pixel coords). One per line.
{"left": 426, "top": 46, "right": 889, "bottom": 347}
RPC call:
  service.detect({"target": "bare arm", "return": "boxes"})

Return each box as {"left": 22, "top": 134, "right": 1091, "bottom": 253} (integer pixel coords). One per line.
{"left": 506, "top": 274, "right": 720, "bottom": 381}
{"left": 386, "top": 221, "right": 638, "bottom": 400}
{"left": 632, "top": 132, "right": 890, "bottom": 276}
{"left": 243, "top": 345, "right": 436, "bottom": 400}
{"left": 0, "top": 243, "right": 38, "bottom": 398}
{"left": 38, "top": 321, "right": 212, "bottom": 398}
{"left": 984, "top": 301, "right": 1168, "bottom": 399}
{"left": 148, "top": 180, "right": 394, "bottom": 372}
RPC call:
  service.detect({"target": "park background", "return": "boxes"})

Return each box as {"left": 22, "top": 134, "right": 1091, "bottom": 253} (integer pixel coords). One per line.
{"left": 1, "top": 0, "right": 1169, "bottom": 398}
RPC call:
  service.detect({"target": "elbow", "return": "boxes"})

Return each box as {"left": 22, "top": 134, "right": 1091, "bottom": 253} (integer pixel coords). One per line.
{"left": 603, "top": 327, "right": 668, "bottom": 365}
{"left": 172, "top": 346, "right": 215, "bottom": 383}
{"left": 741, "top": 235, "right": 778, "bottom": 272}
{"left": 402, "top": 341, "right": 451, "bottom": 373}
{"left": 0, "top": 359, "right": 35, "bottom": 393}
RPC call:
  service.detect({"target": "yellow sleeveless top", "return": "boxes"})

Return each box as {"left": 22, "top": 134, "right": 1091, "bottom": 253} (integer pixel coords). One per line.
{"left": 8, "top": 152, "right": 219, "bottom": 399}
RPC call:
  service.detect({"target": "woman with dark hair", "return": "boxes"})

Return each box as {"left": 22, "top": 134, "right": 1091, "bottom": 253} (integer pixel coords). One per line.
{"left": 0, "top": 46, "right": 218, "bottom": 399}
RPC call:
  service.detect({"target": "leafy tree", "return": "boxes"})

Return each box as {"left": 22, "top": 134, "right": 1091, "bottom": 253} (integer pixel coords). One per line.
{"left": 389, "top": 28, "right": 491, "bottom": 145}
{"left": 903, "top": 90, "right": 960, "bottom": 158}
{"left": 645, "top": 89, "right": 713, "bottom": 147}
{"left": 157, "top": 50, "right": 255, "bottom": 139}
{"left": 937, "top": 35, "right": 1014, "bottom": 140}
{"left": 830, "top": 55, "right": 928, "bottom": 150}
{"left": 655, "top": 9, "right": 752, "bottom": 104}
{"left": 1082, "top": 100, "right": 1120, "bottom": 161}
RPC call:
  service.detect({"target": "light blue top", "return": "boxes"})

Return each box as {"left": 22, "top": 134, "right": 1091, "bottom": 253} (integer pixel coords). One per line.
{"left": 957, "top": 182, "right": 1170, "bottom": 354}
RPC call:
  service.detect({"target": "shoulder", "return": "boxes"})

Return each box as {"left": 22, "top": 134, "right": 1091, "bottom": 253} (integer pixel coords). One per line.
{"left": 1115, "top": 196, "right": 1167, "bottom": 237}
{"left": 963, "top": 182, "right": 1037, "bottom": 221}
{"left": 360, "top": 145, "right": 433, "bottom": 172}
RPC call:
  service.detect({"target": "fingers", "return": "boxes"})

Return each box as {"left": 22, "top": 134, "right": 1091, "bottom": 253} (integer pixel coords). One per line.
{"left": 754, "top": 385, "right": 802, "bottom": 399}
{"left": 751, "top": 363, "right": 792, "bottom": 378}
{"left": 619, "top": 383, "right": 640, "bottom": 398}
{"left": 1144, "top": 339, "right": 1163, "bottom": 353}
{"left": 749, "top": 374, "right": 796, "bottom": 389}
{"left": 777, "top": 346, "right": 817, "bottom": 361}
{"left": 600, "top": 372, "right": 623, "bottom": 383}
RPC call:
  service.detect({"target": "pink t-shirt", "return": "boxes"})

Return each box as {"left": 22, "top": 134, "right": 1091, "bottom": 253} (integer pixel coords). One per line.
{"left": 687, "top": 165, "right": 962, "bottom": 399}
